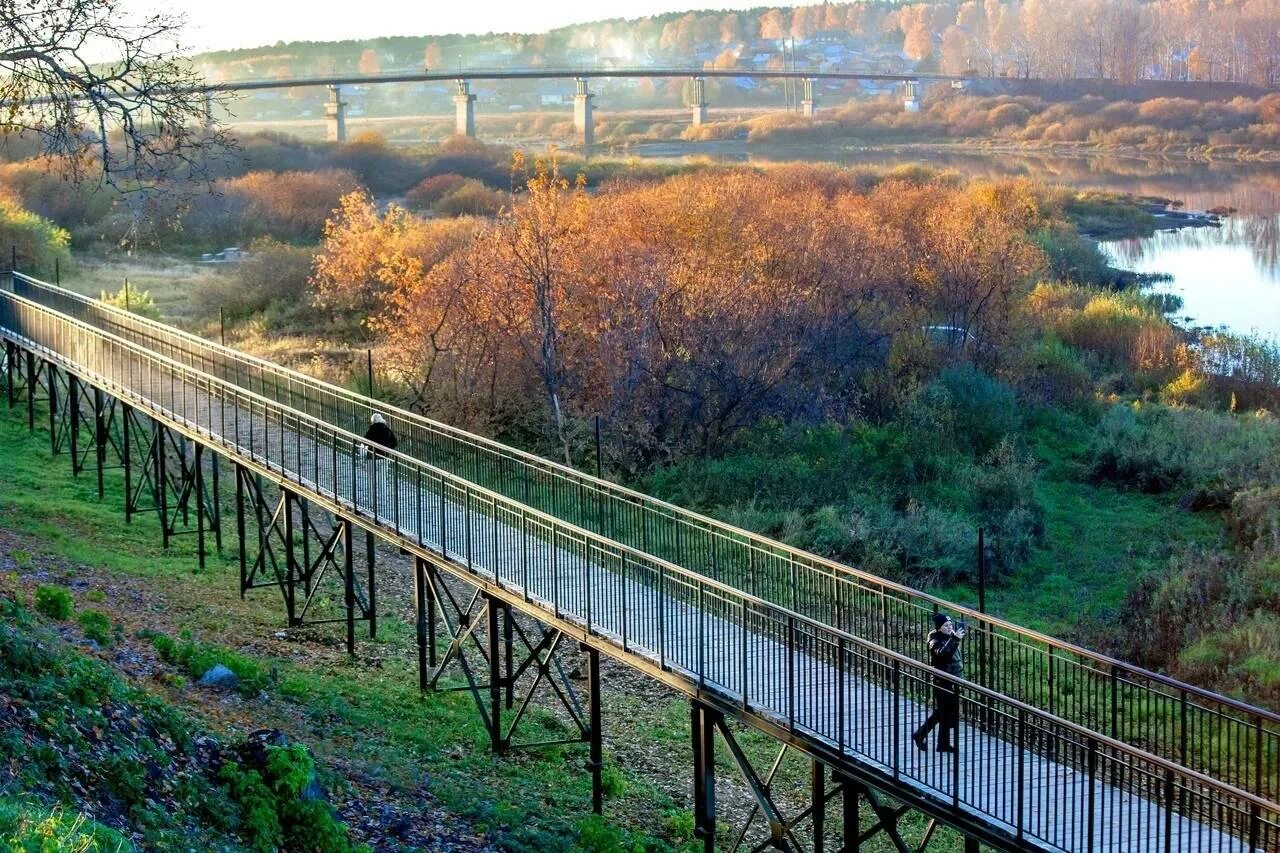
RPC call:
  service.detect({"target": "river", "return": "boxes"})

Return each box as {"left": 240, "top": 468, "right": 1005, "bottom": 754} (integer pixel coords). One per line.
{"left": 627, "top": 143, "right": 1280, "bottom": 340}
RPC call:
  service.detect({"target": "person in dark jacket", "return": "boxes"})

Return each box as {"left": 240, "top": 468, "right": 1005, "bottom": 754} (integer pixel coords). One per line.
{"left": 362, "top": 413, "right": 398, "bottom": 452}
{"left": 359, "top": 413, "right": 398, "bottom": 512}
{"left": 912, "top": 612, "right": 966, "bottom": 753}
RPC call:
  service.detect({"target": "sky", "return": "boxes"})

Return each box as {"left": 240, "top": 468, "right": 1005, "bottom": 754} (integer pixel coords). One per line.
{"left": 140, "top": 0, "right": 765, "bottom": 53}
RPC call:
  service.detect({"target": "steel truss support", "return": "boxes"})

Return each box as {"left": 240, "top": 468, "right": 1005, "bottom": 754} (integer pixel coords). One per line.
{"left": 117, "top": 407, "right": 219, "bottom": 563}
{"left": 690, "top": 703, "right": 983, "bottom": 853}
{"left": 420, "top": 565, "right": 605, "bottom": 813}
{"left": 234, "top": 464, "right": 373, "bottom": 653}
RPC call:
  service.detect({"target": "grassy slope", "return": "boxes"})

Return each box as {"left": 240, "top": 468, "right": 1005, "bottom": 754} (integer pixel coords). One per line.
{"left": 937, "top": 408, "right": 1223, "bottom": 638}
{"left": 0, "top": 403, "right": 964, "bottom": 851}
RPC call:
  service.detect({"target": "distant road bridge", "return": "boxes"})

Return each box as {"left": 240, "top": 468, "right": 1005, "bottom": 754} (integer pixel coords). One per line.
{"left": 2, "top": 270, "right": 1278, "bottom": 851}
{"left": 201, "top": 66, "right": 973, "bottom": 144}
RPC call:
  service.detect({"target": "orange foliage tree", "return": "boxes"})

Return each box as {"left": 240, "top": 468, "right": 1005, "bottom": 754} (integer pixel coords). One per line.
{"left": 313, "top": 160, "right": 1050, "bottom": 466}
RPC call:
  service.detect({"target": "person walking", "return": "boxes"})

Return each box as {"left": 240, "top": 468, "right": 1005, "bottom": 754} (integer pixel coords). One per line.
{"left": 359, "top": 413, "right": 398, "bottom": 516}
{"left": 913, "top": 612, "right": 966, "bottom": 753}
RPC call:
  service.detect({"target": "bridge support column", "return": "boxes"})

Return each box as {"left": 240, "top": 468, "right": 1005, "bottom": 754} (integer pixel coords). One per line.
{"left": 202, "top": 93, "right": 216, "bottom": 133}
{"left": 233, "top": 471, "right": 371, "bottom": 651}
{"left": 4, "top": 339, "right": 15, "bottom": 409}
{"left": 689, "top": 76, "right": 708, "bottom": 126}
{"left": 690, "top": 701, "right": 718, "bottom": 852}
{"left": 453, "top": 79, "right": 476, "bottom": 138}
{"left": 903, "top": 80, "right": 921, "bottom": 113}
{"left": 801, "top": 78, "right": 818, "bottom": 117}
{"left": 325, "top": 85, "right": 347, "bottom": 143}
{"left": 573, "top": 77, "right": 594, "bottom": 147}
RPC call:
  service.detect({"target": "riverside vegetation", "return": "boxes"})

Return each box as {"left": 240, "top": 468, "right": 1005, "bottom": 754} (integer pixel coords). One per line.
{"left": 2, "top": 132, "right": 1280, "bottom": 847}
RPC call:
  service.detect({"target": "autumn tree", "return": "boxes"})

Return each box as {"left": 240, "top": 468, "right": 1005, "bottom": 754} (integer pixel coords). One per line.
{"left": 358, "top": 48, "right": 380, "bottom": 75}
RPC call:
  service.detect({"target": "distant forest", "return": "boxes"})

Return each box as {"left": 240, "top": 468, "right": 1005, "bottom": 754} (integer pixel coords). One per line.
{"left": 194, "top": 1, "right": 1280, "bottom": 87}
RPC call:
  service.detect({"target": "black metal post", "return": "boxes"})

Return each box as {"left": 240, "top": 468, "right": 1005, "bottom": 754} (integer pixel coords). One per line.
{"left": 123, "top": 278, "right": 130, "bottom": 313}
{"left": 366, "top": 348, "right": 374, "bottom": 397}
{"left": 94, "top": 387, "right": 106, "bottom": 499}
{"left": 46, "top": 361, "right": 57, "bottom": 455}
{"left": 585, "top": 643, "right": 603, "bottom": 815}
{"left": 236, "top": 464, "right": 248, "bottom": 597}
{"left": 25, "top": 351, "right": 34, "bottom": 431}
{"left": 691, "top": 701, "right": 716, "bottom": 852}
{"left": 487, "top": 595, "right": 505, "bottom": 752}
{"left": 68, "top": 373, "right": 80, "bottom": 473}
{"left": 978, "top": 527, "right": 988, "bottom": 693}
{"left": 54, "top": 258, "right": 59, "bottom": 285}
{"left": 343, "top": 517, "right": 355, "bottom": 656}
{"left": 210, "top": 454, "right": 222, "bottom": 550}
{"left": 837, "top": 773, "right": 858, "bottom": 851}
{"left": 503, "top": 603, "right": 514, "bottom": 710}
{"left": 283, "top": 491, "right": 297, "bottom": 625}
{"left": 594, "top": 414, "right": 602, "bottom": 479}
{"left": 122, "top": 405, "right": 133, "bottom": 523}
{"left": 415, "top": 557, "right": 428, "bottom": 691}
{"left": 195, "top": 443, "right": 206, "bottom": 569}
{"left": 155, "top": 420, "right": 169, "bottom": 548}
{"left": 812, "top": 760, "right": 825, "bottom": 852}
{"left": 219, "top": 307, "right": 226, "bottom": 346}
{"left": 5, "top": 341, "right": 14, "bottom": 408}
{"left": 366, "top": 530, "right": 376, "bottom": 638}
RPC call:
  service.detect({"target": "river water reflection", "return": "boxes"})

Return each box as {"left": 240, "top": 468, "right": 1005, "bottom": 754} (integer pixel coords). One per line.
{"left": 630, "top": 144, "right": 1280, "bottom": 339}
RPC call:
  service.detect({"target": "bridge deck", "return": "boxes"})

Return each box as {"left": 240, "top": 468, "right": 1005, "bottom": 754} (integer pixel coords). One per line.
{"left": 0, "top": 304, "right": 1266, "bottom": 852}
{"left": 147, "top": 374, "right": 1249, "bottom": 853}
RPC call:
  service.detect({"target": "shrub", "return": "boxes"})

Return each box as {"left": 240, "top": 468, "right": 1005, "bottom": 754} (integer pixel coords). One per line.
{"left": 1013, "top": 335, "right": 1092, "bottom": 405}
{"left": 99, "top": 284, "right": 160, "bottom": 319}
{"left": 1087, "top": 403, "right": 1280, "bottom": 494}
{"left": 433, "top": 180, "right": 504, "bottom": 217}
{"left": 404, "top": 173, "right": 467, "bottom": 209}
{"left": 217, "top": 745, "right": 357, "bottom": 853}
{"left": 193, "top": 237, "right": 315, "bottom": 328}
{"left": 328, "top": 132, "right": 426, "bottom": 194}
{"left": 222, "top": 168, "right": 359, "bottom": 242}
{"left": 76, "top": 609, "right": 113, "bottom": 646}
{"left": 151, "top": 631, "right": 269, "bottom": 698}
{"left": 916, "top": 365, "right": 1022, "bottom": 456}
{"left": 1229, "top": 487, "right": 1280, "bottom": 552}
{"left": 34, "top": 584, "right": 73, "bottom": 621}
{"left": 0, "top": 200, "right": 70, "bottom": 277}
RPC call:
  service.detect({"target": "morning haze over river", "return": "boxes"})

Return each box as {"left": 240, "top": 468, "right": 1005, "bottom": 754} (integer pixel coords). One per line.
{"left": 637, "top": 143, "right": 1280, "bottom": 339}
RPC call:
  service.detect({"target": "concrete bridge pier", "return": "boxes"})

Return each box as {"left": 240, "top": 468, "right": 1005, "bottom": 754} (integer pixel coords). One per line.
{"left": 801, "top": 78, "right": 818, "bottom": 117}
{"left": 903, "top": 80, "right": 921, "bottom": 113}
{"left": 573, "top": 77, "right": 594, "bottom": 147}
{"left": 202, "top": 93, "right": 216, "bottom": 133}
{"left": 325, "top": 84, "right": 348, "bottom": 143}
{"left": 453, "top": 79, "right": 476, "bottom": 138}
{"left": 690, "top": 76, "right": 708, "bottom": 126}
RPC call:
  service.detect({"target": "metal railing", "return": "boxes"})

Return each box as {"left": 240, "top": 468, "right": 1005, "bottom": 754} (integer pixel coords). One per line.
{"left": 7, "top": 270, "right": 1280, "bottom": 805}
{"left": 3, "top": 284, "right": 1277, "bottom": 852}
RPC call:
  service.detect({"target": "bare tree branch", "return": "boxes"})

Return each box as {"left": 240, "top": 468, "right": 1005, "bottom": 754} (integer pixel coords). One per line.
{"left": 0, "top": 0, "right": 233, "bottom": 197}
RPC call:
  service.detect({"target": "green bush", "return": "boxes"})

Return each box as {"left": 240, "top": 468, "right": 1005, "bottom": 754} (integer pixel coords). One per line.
{"left": 151, "top": 631, "right": 269, "bottom": 698}
{"left": 76, "top": 609, "right": 113, "bottom": 646}
{"left": 0, "top": 199, "right": 70, "bottom": 278}
{"left": 34, "top": 585, "right": 73, "bottom": 621}
{"left": 217, "top": 745, "right": 359, "bottom": 853}
{"left": 0, "top": 799, "right": 128, "bottom": 852}
{"left": 1087, "top": 404, "right": 1280, "bottom": 494}
{"left": 99, "top": 284, "right": 160, "bottom": 319}
{"left": 1014, "top": 335, "right": 1093, "bottom": 405}
{"left": 914, "top": 365, "right": 1022, "bottom": 456}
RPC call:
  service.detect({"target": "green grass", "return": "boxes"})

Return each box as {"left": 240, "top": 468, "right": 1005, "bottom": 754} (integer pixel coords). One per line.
{"left": 0, "top": 798, "right": 128, "bottom": 852}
